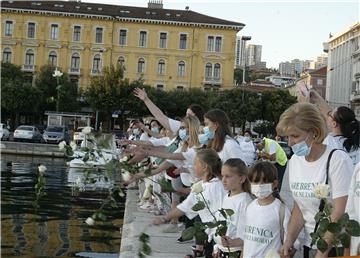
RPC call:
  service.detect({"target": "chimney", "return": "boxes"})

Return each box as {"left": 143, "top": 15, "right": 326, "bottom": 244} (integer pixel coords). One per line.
{"left": 148, "top": 0, "right": 163, "bottom": 9}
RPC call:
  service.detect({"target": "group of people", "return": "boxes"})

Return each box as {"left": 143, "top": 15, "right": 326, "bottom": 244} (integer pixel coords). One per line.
{"left": 118, "top": 87, "right": 360, "bottom": 258}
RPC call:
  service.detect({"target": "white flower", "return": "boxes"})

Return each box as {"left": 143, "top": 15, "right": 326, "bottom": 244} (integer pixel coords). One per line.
{"left": 314, "top": 183, "right": 330, "bottom": 199}
{"left": 70, "top": 141, "right": 77, "bottom": 151}
{"left": 118, "top": 190, "right": 125, "bottom": 197}
{"left": 122, "top": 156, "right": 128, "bottom": 162}
{"left": 75, "top": 176, "right": 82, "bottom": 186}
{"left": 82, "top": 126, "right": 92, "bottom": 135}
{"left": 52, "top": 69, "right": 63, "bottom": 77}
{"left": 58, "top": 141, "right": 66, "bottom": 150}
{"left": 38, "top": 165, "right": 47, "bottom": 173}
{"left": 121, "top": 171, "right": 131, "bottom": 182}
{"left": 85, "top": 217, "right": 95, "bottom": 226}
{"left": 191, "top": 181, "right": 203, "bottom": 194}
{"left": 265, "top": 248, "right": 280, "bottom": 258}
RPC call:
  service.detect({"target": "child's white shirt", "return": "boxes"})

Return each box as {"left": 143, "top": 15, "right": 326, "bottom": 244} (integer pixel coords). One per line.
{"left": 241, "top": 198, "right": 290, "bottom": 258}
{"left": 214, "top": 192, "right": 253, "bottom": 252}
{"left": 177, "top": 178, "right": 226, "bottom": 222}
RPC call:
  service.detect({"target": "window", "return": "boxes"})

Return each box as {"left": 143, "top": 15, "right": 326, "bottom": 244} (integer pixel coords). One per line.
{"left": 71, "top": 53, "right": 80, "bottom": 69}
{"left": 95, "top": 27, "right": 103, "bottom": 43}
{"left": 119, "top": 29, "right": 127, "bottom": 45}
{"left": 139, "top": 31, "right": 147, "bottom": 47}
{"left": 28, "top": 22, "right": 36, "bottom": 38}
{"left": 5, "top": 21, "right": 13, "bottom": 36}
{"left": 50, "top": 24, "right": 59, "bottom": 40}
{"left": 92, "top": 54, "right": 101, "bottom": 73}
{"left": 156, "top": 84, "right": 164, "bottom": 90}
{"left": 176, "top": 86, "right": 184, "bottom": 91}
{"left": 137, "top": 58, "right": 145, "bottom": 73}
{"left": 205, "top": 63, "right": 212, "bottom": 78}
{"left": 118, "top": 56, "right": 125, "bottom": 68}
{"left": 178, "top": 61, "right": 185, "bottom": 77}
{"left": 215, "top": 37, "right": 222, "bottom": 52}
{"left": 214, "top": 63, "right": 221, "bottom": 78}
{"left": 207, "top": 36, "right": 214, "bottom": 52}
{"left": 48, "top": 51, "right": 57, "bottom": 66}
{"left": 159, "top": 32, "right": 167, "bottom": 48}
{"left": 3, "top": 48, "right": 12, "bottom": 62}
{"left": 73, "top": 26, "right": 81, "bottom": 41}
{"left": 25, "top": 49, "right": 34, "bottom": 66}
{"left": 179, "top": 34, "right": 187, "bottom": 49}
{"left": 158, "top": 59, "right": 165, "bottom": 75}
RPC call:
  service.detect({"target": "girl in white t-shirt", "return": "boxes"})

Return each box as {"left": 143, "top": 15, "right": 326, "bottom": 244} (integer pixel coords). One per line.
{"left": 200, "top": 109, "right": 246, "bottom": 164}
{"left": 152, "top": 149, "right": 226, "bottom": 258}
{"left": 242, "top": 161, "right": 291, "bottom": 258}
{"left": 212, "top": 158, "right": 253, "bottom": 258}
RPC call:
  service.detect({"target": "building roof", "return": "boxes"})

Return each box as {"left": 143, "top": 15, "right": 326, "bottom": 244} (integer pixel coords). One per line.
{"left": 328, "top": 22, "right": 360, "bottom": 43}
{"left": 309, "top": 66, "right": 327, "bottom": 76}
{"left": 1, "top": 1, "right": 245, "bottom": 30}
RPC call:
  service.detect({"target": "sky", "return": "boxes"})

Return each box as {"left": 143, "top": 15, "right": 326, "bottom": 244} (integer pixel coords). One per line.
{"left": 83, "top": 0, "right": 359, "bottom": 68}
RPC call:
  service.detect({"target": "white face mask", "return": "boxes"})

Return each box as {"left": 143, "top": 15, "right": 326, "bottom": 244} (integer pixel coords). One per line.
{"left": 251, "top": 183, "right": 273, "bottom": 199}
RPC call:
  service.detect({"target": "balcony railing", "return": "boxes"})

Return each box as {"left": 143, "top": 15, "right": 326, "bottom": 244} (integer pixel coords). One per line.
{"left": 203, "top": 76, "right": 222, "bottom": 85}
{"left": 69, "top": 67, "right": 81, "bottom": 75}
{"left": 22, "top": 64, "right": 35, "bottom": 71}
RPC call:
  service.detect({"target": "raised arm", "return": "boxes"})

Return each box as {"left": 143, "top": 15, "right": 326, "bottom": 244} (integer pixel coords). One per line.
{"left": 133, "top": 88, "right": 171, "bottom": 130}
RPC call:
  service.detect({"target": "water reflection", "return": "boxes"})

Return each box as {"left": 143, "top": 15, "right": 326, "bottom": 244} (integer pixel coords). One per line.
{"left": 1, "top": 154, "right": 124, "bottom": 257}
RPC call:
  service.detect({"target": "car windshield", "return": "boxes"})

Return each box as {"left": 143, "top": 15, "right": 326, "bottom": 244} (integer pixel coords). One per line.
{"left": 46, "top": 127, "right": 64, "bottom": 133}
{"left": 18, "top": 126, "right": 33, "bottom": 131}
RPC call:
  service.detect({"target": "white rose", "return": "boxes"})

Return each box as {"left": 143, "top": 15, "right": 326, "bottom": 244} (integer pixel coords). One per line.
{"left": 82, "top": 126, "right": 92, "bottom": 135}
{"left": 122, "top": 156, "right": 128, "bottom": 162}
{"left": 118, "top": 190, "right": 125, "bottom": 197}
{"left": 191, "top": 181, "right": 203, "bottom": 194}
{"left": 314, "top": 183, "right": 330, "bottom": 199}
{"left": 121, "top": 171, "right": 132, "bottom": 182}
{"left": 58, "top": 141, "right": 66, "bottom": 150}
{"left": 265, "top": 248, "right": 280, "bottom": 258}
{"left": 85, "top": 217, "right": 95, "bottom": 226}
{"left": 70, "top": 141, "right": 77, "bottom": 151}
{"left": 38, "top": 165, "right": 47, "bottom": 173}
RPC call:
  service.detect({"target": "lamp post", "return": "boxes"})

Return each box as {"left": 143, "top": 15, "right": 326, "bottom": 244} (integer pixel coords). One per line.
{"left": 241, "top": 36, "right": 251, "bottom": 85}
{"left": 52, "top": 67, "right": 63, "bottom": 112}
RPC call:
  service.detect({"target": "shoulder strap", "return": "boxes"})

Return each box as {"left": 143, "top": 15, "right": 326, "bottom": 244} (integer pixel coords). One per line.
{"left": 279, "top": 202, "right": 286, "bottom": 244}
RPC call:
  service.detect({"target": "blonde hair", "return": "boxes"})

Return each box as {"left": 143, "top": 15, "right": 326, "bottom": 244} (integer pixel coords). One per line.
{"left": 196, "top": 149, "right": 222, "bottom": 180}
{"left": 181, "top": 115, "right": 200, "bottom": 150}
{"left": 276, "top": 103, "right": 327, "bottom": 143}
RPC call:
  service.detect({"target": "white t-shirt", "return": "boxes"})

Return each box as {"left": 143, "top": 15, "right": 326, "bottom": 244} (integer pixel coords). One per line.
{"left": 242, "top": 198, "right": 290, "bottom": 258}
{"left": 149, "top": 136, "right": 171, "bottom": 147}
{"left": 289, "top": 146, "right": 354, "bottom": 247}
{"left": 177, "top": 178, "right": 226, "bottom": 222}
{"left": 218, "top": 136, "right": 247, "bottom": 165}
{"left": 214, "top": 192, "right": 253, "bottom": 252}
{"left": 168, "top": 145, "right": 197, "bottom": 186}
{"left": 168, "top": 118, "right": 181, "bottom": 134}
{"left": 345, "top": 163, "right": 360, "bottom": 256}
{"left": 239, "top": 140, "right": 256, "bottom": 166}
{"left": 323, "top": 134, "right": 360, "bottom": 166}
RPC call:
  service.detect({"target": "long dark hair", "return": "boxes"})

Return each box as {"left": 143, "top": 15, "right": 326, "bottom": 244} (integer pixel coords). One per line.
{"left": 223, "top": 158, "right": 251, "bottom": 194}
{"left": 204, "top": 109, "right": 233, "bottom": 152}
{"left": 188, "top": 104, "right": 205, "bottom": 125}
{"left": 248, "top": 161, "right": 282, "bottom": 201}
{"left": 333, "top": 106, "right": 360, "bottom": 152}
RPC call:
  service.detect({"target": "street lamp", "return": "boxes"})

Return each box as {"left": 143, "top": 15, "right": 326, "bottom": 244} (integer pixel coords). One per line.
{"left": 241, "top": 36, "right": 251, "bottom": 85}
{"left": 52, "top": 67, "right": 63, "bottom": 112}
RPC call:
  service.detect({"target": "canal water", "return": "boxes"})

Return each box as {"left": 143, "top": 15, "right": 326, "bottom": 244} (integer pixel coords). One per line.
{"left": 1, "top": 154, "right": 124, "bottom": 258}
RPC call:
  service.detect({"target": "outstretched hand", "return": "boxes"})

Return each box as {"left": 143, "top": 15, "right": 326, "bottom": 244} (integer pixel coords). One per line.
{"left": 133, "top": 88, "right": 148, "bottom": 101}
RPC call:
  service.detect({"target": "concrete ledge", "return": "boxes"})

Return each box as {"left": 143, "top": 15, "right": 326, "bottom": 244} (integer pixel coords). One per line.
{"left": 0, "top": 142, "right": 65, "bottom": 158}
{"left": 120, "top": 189, "right": 190, "bottom": 258}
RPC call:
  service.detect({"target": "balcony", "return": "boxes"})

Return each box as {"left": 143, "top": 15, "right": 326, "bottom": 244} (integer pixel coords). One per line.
{"left": 22, "top": 64, "right": 35, "bottom": 72}
{"left": 203, "top": 77, "right": 222, "bottom": 85}
{"left": 68, "top": 67, "right": 81, "bottom": 75}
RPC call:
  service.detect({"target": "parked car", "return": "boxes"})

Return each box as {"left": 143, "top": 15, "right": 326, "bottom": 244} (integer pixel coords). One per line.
{"left": 13, "top": 125, "right": 43, "bottom": 143}
{"left": 0, "top": 123, "right": 10, "bottom": 141}
{"left": 278, "top": 141, "right": 293, "bottom": 158}
{"left": 43, "top": 125, "right": 70, "bottom": 144}
{"left": 73, "top": 127, "right": 93, "bottom": 143}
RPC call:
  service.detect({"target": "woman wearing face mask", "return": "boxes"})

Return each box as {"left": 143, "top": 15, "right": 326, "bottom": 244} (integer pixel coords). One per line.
{"left": 200, "top": 109, "right": 246, "bottom": 164}
{"left": 238, "top": 130, "right": 256, "bottom": 166}
{"left": 277, "top": 103, "right": 353, "bottom": 258}
{"left": 128, "top": 121, "right": 141, "bottom": 141}
{"left": 134, "top": 87, "right": 204, "bottom": 134}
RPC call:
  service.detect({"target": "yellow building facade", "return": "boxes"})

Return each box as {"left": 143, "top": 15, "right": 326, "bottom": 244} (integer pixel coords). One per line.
{"left": 1, "top": 1, "right": 244, "bottom": 91}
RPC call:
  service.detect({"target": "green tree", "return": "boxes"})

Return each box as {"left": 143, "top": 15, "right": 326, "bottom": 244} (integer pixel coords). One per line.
{"left": 35, "top": 65, "right": 79, "bottom": 113}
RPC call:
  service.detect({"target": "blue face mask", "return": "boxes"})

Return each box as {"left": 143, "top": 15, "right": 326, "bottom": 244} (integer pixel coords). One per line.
{"left": 178, "top": 129, "right": 188, "bottom": 141}
{"left": 198, "top": 134, "right": 209, "bottom": 145}
{"left": 151, "top": 127, "right": 160, "bottom": 133}
{"left": 203, "top": 126, "right": 215, "bottom": 139}
{"left": 291, "top": 136, "right": 311, "bottom": 156}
